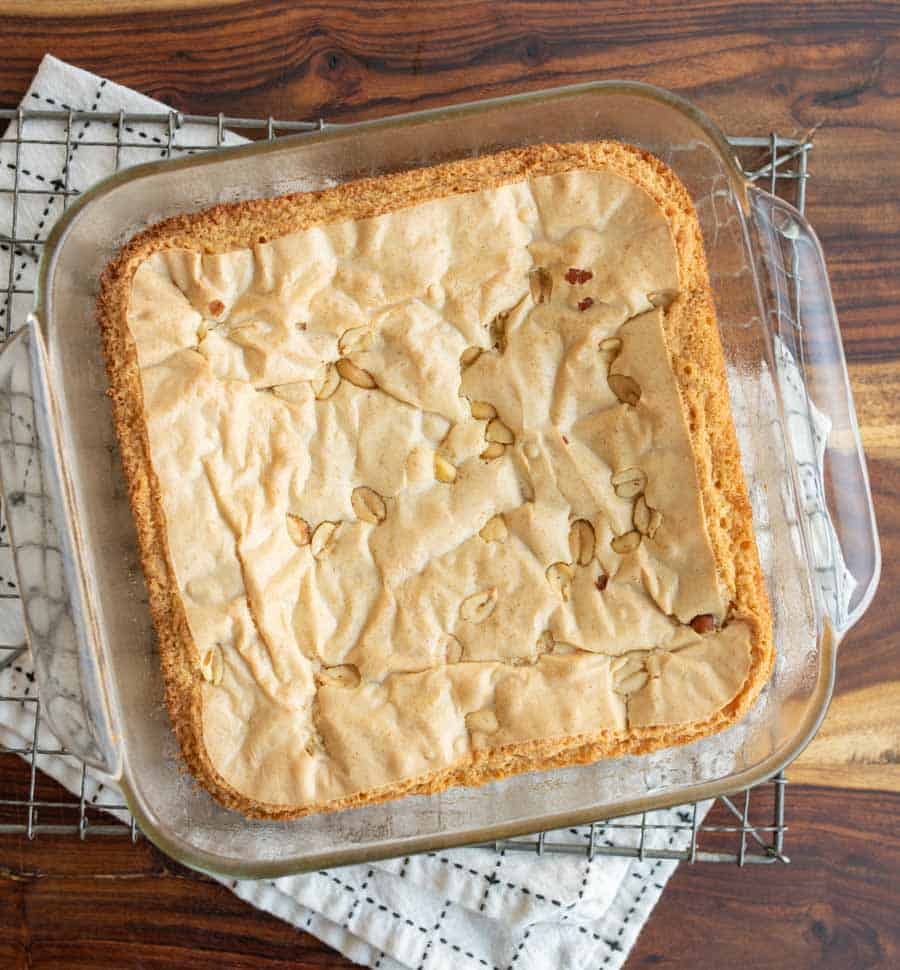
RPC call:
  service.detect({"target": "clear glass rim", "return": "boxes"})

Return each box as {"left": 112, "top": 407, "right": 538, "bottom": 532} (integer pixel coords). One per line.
{"left": 121, "top": 626, "right": 837, "bottom": 878}
{"left": 35, "top": 78, "right": 751, "bottom": 321}
{"left": 27, "top": 80, "right": 859, "bottom": 878}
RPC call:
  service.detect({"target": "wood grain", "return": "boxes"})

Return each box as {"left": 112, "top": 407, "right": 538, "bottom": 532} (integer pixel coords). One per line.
{"left": 631, "top": 786, "right": 900, "bottom": 970}
{"left": 790, "top": 682, "right": 900, "bottom": 792}
{"left": 0, "top": 786, "right": 896, "bottom": 969}
{"left": 0, "top": 0, "right": 248, "bottom": 13}
{"left": 0, "top": 1, "right": 898, "bottom": 968}
{"left": 850, "top": 362, "right": 900, "bottom": 460}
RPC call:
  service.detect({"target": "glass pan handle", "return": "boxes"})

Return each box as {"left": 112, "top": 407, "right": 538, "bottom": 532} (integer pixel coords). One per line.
{"left": 748, "top": 186, "right": 881, "bottom": 635}
{"left": 0, "top": 319, "right": 120, "bottom": 775}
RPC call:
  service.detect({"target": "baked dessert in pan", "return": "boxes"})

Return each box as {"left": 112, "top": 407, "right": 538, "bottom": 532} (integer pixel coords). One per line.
{"left": 98, "top": 141, "right": 773, "bottom": 819}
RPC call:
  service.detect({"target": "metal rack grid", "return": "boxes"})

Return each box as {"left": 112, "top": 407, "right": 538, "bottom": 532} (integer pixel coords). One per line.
{"left": 0, "top": 106, "right": 810, "bottom": 864}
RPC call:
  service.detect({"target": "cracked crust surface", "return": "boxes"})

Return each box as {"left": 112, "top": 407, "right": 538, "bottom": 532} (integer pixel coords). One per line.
{"left": 97, "top": 141, "right": 773, "bottom": 819}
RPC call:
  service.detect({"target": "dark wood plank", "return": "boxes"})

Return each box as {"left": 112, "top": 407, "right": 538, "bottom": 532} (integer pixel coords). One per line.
{"left": 0, "top": 2, "right": 894, "bottom": 133}
{"left": 631, "top": 787, "right": 900, "bottom": 969}
{"left": 0, "top": 786, "right": 896, "bottom": 968}
{"left": 0, "top": 865, "right": 351, "bottom": 968}
{"left": 0, "top": 2, "right": 898, "bottom": 969}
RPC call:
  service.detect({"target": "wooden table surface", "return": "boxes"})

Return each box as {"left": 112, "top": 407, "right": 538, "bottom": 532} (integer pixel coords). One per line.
{"left": 0, "top": 2, "right": 898, "bottom": 968}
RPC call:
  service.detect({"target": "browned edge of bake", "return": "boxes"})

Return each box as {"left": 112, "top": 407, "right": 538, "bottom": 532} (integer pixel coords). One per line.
{"left": 96, "top": 141, "right": 774, "bottom": 820}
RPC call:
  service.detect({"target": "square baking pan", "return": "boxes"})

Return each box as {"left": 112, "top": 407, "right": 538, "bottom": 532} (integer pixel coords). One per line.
{"left": 0, "top": 81, "right": 880, "bottom": 878}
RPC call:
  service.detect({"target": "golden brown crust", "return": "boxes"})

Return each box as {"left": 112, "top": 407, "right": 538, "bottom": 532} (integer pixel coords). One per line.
{"left": 97, "top": 141, "right": 773, "bottom": 820}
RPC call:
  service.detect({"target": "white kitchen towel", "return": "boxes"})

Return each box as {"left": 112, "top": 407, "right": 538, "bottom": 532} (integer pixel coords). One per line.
{"left": 0, "top": 54, "right": 703, "bottom": 970}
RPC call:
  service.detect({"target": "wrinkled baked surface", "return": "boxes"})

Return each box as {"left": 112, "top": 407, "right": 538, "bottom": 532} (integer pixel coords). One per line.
{"left": 98, "top": 142, "right": 773, "bottom": 818}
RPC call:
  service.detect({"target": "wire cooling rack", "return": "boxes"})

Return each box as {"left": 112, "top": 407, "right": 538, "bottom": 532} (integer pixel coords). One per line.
{"left": 0, "top": 107, "right": 810, "bottom": 864}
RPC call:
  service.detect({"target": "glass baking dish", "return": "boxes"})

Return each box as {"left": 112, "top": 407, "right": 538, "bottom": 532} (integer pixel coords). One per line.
{"left": 0, "top": 81, "right": 879, "bottom": 878}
